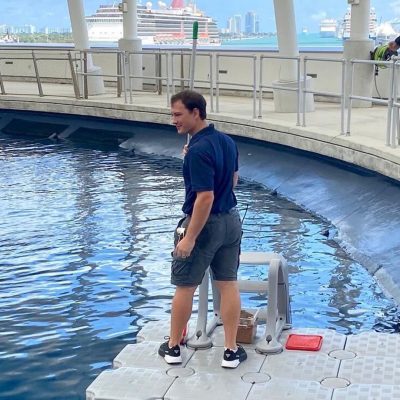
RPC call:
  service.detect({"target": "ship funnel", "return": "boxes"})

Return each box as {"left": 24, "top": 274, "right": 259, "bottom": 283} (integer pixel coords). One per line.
{"left": 171, "top": 0, "right": 184, "bottom": 9}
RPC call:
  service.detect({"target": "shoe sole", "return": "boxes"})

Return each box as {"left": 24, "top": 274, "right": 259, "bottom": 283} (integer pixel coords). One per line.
{"left": 163, "top": 354, "right": 183, "bottom": 364}
{"left": 221, "top": 359, "right": 240, "bottom": 368}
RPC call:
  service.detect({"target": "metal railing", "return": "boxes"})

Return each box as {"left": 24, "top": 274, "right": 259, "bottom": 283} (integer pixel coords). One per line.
{"left": 170, "top": 51, "right": 214, "bottom": 111}
{"left": 258, "top": 54, "right": 301, "bottom": 125}
{"left": 346, "top": 58, "right": 394, "bottom": 145}
{"left": 1, "top": 47, "right": 400, "bottom": 148}
{"left": 125, "top": 49, "right": 171, "bottom": 105}
{"left": 215, "top": 53, "right": 257, "bottom": 119}
{"left": 302, "top": 56, "right": 347, "bottom": 134}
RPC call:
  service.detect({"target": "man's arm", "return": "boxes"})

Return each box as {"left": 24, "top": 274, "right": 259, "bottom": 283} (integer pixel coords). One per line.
{"left": 233, "top": 171, "right": 239, "bottom": 189}
{"left": 174, "top": 190, "right": 214, "bottom": 258}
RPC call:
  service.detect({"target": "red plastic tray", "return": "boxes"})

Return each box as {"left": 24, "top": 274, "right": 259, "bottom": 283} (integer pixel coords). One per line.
{"left": 285, "top": 334, "right": 323, "bottom": 351}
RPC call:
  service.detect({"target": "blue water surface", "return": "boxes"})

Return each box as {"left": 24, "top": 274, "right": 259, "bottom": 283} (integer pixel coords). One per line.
{"left": 0, "top": 127, "right": 398, "bottom": 399}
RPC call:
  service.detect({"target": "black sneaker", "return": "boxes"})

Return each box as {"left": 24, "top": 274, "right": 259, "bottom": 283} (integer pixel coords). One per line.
{"left": 221, "top": 344, "right": 247, "bottom": 368}
{"left": 158, "top": 340, "right": 182, "bottom": 364}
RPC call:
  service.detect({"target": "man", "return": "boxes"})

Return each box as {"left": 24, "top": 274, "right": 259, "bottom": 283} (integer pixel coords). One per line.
{"left": 158, "top": 90, "right": 246, "bottom": 369}
{"left": 371, "top": 36, "right": 400, "bottom": 73}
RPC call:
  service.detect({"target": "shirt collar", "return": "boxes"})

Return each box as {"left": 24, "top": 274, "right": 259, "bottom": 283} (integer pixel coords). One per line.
{"left": 189, "top": 123, "right": 215, "bottom": 147}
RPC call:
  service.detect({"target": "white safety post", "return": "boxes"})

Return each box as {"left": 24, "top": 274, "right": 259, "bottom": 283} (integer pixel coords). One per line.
{"left": 118, "top": 0, "right": 143, "bottom": 91}
{"left": 272, "top": 0, "right": 314, "bottom": 112}
{"left": 67, "top": 0, "right": 105, "bottom": 95}
{"left": 343, "top": 0, "right": 374, "bottom": 107}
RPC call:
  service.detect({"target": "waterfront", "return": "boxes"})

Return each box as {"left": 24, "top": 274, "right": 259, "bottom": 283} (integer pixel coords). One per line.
{"left": 0, "top": 118, "right": 399, "bottom": 399}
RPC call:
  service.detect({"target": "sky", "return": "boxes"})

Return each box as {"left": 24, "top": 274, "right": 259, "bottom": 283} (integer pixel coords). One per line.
{"left": 0, "top": 0, "right": 399, "bottom": 33}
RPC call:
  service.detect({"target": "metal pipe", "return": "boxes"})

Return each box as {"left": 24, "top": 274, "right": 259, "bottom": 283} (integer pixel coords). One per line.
{"left": 83, "top": 51, "right": 88, "bottom": 99}
{"left": 252, "top": 56, "right": 257, "bottom": 119}
{"left": 32, "top": 50, "right": 44, "bottom": 97}
{"left": 166, "top": 52, "right": 170, "bottom": 106}
{"left": 296, "top": 56, "right": 301, "bottom": 126}
{"left": 302, "top": 57, "right": 307, "bottom": 127}
{"left": 387, "top": 59, "right": 395, "bottom": 147}
{"left": 156, "top": 53, "right": 162, "bottom": 95}
{"left": 117, "top": 51, "right": 122, "bottom": 98}
{"left": 189, "top": 21, "right": 198, "bottom": 91}
{"left": 393, "top": 63, "right": 399, "bottom": 147}
{"left": 128, "top": 52, "right": 133, "bottom": 104}
{"left": 216, "top": 54, "right": 220, "bottom": 113}
{"left": 258, "top": 56, "right": 263, "bottom": 118}
{"left": 68, "top": 51, "right": 80, "bottom": 99}
{"left": 340, "top": 60, "right": 346, "bottom": 135}
{"left": 209, "top": 54, "right": 214, "bottom": 112}
{"left": 121, "top": 52, "right": 127, "bottom": 104}
{"left": 346, "top": 62, "right": 355, "bottom": 136}
{"left": 0, "top": 68, "right": 5, "bottom": 95}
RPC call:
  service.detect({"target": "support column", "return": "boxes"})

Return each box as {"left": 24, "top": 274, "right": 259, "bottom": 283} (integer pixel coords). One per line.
{"left": 343, "top": 0, "right": 374, "bottom": 108}
{"left": 272, "top": 0, "right": 314, "bottom": 112}
{"left": 67, "top": 0, "right": 105, "bottom": 95}
{"left": 118, "top": 0, "right": 143, "bottom": 91}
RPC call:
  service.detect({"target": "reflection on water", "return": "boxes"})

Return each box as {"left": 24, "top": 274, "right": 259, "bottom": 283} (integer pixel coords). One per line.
{"left": 0, "top": 133, "right": 398, "bottom": 400}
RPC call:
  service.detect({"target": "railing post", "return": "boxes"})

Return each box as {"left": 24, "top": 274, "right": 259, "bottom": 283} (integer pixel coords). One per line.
{"left": 346, "top": 61, "right": 354, "bottom": 136}
{"left": 32, "top": 50, "right": 44, "bottom": 97}
{"left": 340, "top": 59, "right": 346, "bottom": 135}
{"left": 0, "top": 67, "right": 6, "bottom": 95}
{"left": 68, "top": 51, "right": 80, "bottom": 99}
{"left": 166, "top": 52, "right": 171, "bottom": 106}
{"left": 252, "top": 56, "right": 257, "bottom": 119}
{"left": 258, "top": 56, "right": 263, "bottom": 119}
{"left": 386, "top": 58, "right": 395, "bottom": 147}
{"left": 126, "top": 51, "right": 133, "bottom": 104}
{"left": 216, "top": 54, "right": 220, "bottom": 113}
{"left": 156, "top": 53, "right": 162, "bottom": 95}
{"left": 117, "top": 51, "right": 122, "bottom": 98}
{"left": 302, "top": 57, "right": 307, "bottom": 127}
{"left": 83, "top": 50, "right": 88, "bottom": 99}
{"left": 209, "top": 54, "right": 214, "bottom": 113}
{"left": 296, "top": 56, "right": 301, "bottom": 126}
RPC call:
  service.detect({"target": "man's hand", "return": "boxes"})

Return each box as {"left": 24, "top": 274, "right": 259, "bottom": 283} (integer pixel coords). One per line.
{"left": 174, "top": 236, "right": 195, "bottom": 258}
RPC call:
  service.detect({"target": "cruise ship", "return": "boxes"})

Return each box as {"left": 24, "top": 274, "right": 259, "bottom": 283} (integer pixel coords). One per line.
{"left": 339, "top": 6, "right": 377, "bottom": 40}
{"left": 85, "top": 1, "right": 221, "bottom": 45}
{"left": 319, "top": 19, "right": 338, "bottom": 38}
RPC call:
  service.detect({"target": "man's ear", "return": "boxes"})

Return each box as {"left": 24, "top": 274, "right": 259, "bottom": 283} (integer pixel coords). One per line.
{"left": 192, "top": 107, "right": 200, "bottom": 119}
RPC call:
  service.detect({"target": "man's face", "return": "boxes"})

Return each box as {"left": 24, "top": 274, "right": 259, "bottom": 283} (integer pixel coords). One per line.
{"left": 171, "top": 100, "right": 198, "bottom": 135}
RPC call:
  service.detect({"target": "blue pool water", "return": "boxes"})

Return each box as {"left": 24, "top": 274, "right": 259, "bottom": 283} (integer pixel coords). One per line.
{"left": 0, "top": 125, "right": 398, "bottom": 399}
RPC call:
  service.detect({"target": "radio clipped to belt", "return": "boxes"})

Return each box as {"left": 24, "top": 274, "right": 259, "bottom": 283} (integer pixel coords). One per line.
{"left": 174, "top": 216, "right": 188, "bottom": 246}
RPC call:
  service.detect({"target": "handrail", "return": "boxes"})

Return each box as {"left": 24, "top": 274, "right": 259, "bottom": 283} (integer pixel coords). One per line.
{"left": 302, "top": 56, "right": 346, "bottom": 135}
{"left": 346, "top": 58, "right": 394, "bottom": 145}
{"left": 258, "top": 54, "right": 301, "bottom": 125}
{"left": 169, "top": 51, "right": 214, "bottom": 111}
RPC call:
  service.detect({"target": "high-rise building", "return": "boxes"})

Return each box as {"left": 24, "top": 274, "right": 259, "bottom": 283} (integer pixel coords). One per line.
{"left": 245, "top": 11, "right": 260, "bottom": 34}
{"left": 233, "top": 15, "right": 242, "bottom": 34}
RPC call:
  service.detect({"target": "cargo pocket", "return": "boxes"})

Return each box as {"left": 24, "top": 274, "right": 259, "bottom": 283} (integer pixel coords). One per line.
{"left": 171, "top": 254, "right": 193, "bottom": 285}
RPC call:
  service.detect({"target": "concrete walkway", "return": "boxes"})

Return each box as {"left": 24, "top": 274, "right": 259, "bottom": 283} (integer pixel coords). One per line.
{"left": 1, "top": 81, "right": 400, "bottom": 181}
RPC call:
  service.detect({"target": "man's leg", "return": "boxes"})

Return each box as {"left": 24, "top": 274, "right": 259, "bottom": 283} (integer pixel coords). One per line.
{"left": 214, "top": 280, "right": 241, "bottom": 349}
{"left": 169, "top": 285, "right": 197, "bottom": 346}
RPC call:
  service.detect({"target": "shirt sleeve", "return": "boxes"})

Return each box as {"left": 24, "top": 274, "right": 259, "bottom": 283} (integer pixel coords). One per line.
{"left": 188, "top": 149, "right": 214, "bottom": 192}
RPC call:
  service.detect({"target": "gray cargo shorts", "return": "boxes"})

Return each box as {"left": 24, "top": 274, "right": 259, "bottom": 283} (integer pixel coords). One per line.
{"left": 171, "top": 208, "right": 242, "bottom": 287}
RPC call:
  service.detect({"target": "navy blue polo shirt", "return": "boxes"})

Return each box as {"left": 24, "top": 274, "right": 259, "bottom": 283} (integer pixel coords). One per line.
{"left": 182, "top": 124, "right": 238, "bottom": 215}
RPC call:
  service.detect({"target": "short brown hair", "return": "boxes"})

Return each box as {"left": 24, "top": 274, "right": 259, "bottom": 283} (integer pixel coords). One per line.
{"left": 170, "top": 90, "right": 207, "bottom": 120}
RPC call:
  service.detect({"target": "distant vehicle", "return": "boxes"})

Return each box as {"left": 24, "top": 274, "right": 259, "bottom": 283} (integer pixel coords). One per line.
{"left": 85, "top": 1, "right": 221, "bottom": 46}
